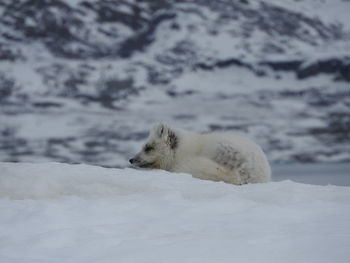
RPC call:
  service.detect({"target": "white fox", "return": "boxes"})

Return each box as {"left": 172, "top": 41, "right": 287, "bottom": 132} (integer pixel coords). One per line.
{"left": 130, "top": 123, "right": 271, "bottom": 185}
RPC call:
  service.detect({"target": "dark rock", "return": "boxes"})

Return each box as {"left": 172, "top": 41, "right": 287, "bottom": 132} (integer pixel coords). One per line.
{"left": 96, "top": 77, "right": 136, "bottom": 109}
{"left": 0, "top": 43, "right": 23, "bottom": 61}
{"left": 310, "top": 112, "right": 350, "bottom": 143}
{"left": 297, "top": 58, "right": 350, "bottom": 81}
{"left": 118, "top": 11, "right": 176, "bottom": 58}
{"left": 32, "top": 102, "right": 62, "bottom": 108}
{"left": 0, "top": 74, "right": 17, "bottom": 100}
{"left": 194, "top": 58, "right": 253, "bottom": 71}
{"left": 259, "top": 60, "right": 303, "bottom": 71}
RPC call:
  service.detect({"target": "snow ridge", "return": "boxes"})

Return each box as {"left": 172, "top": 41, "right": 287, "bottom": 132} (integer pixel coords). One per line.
{"left": 0, "top": 162, "right": 350, "bottom": 263}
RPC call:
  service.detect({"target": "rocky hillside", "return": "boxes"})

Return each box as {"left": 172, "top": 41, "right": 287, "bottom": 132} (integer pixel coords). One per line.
{"left": 0, "top": 0, "right": 349, "bottom": 167}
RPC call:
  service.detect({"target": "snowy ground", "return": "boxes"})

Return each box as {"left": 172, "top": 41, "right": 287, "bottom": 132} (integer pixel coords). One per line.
{"left": 1, "top": 162, "right": 349, "bottom": 263}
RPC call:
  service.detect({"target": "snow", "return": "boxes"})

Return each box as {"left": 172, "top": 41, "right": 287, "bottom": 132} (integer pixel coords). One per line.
{"left": 2, "top": 61, "right": 350, "bottom": 165}
{"left": 1, "top": 0, "right": 350, "bottom": 165}
{"left": 267, "top": 0, "right": 350, "bottom": 31}
{"left": 1, "top": 162, "right": 350, "bottom": 263}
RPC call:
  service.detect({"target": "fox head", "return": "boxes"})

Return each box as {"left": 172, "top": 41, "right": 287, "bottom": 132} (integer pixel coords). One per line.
{"left": 129, "top": 123, "right": 178, "bottom": 170}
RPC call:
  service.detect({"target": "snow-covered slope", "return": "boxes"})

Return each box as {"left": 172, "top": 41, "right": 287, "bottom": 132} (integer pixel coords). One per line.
{"left": 0, "top": 0, "right": 350, "bottom": 166}
{"left": 1, "top": 162, "right": 350, "bottom": 263}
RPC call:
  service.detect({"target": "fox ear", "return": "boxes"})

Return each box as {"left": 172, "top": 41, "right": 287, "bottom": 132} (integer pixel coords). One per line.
{"left": 154, "top": 122, "right": 168, "bottom": 138}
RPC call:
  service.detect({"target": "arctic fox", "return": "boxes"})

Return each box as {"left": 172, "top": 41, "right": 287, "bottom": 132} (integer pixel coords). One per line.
{"left": 130, "top": 123, "right": 271, "bottom": 185}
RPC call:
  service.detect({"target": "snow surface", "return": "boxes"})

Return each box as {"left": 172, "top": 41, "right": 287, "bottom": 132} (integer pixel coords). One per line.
{"left": 1, "top": 162, "right": 350, "bottom": 263}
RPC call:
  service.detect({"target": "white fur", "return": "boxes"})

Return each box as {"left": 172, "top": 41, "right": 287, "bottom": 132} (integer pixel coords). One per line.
{"left": 131, "top": 123, "right": 271, "bottom": 185}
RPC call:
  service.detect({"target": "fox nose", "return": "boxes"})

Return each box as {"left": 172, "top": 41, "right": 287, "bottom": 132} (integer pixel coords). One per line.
{"left": 129, "top": 158, "right": 134, "bottom": 164}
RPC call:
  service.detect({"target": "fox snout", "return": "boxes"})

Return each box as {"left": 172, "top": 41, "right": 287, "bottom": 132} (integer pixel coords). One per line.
{"left": 129, "top": 157, "right": 141, "bottom": 165}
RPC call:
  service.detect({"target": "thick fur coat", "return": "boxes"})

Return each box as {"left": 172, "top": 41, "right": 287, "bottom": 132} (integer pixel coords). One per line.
{"left": 130, "top": 123, "right": 271, "bottom": 185}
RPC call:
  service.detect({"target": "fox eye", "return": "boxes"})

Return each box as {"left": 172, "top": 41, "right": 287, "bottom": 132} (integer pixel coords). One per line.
{"left": 144, "top": 145, "right": 154, "bottom": 153}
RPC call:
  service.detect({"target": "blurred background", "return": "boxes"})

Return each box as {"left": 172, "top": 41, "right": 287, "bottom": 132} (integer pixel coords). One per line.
{"left": 0, "top": 0, "right": 349, "bottom": 177}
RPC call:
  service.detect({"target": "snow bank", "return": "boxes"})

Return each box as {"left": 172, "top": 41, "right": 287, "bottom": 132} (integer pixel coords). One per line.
{"left": 0, "top": 162, "right": 349, "bottom": 263}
